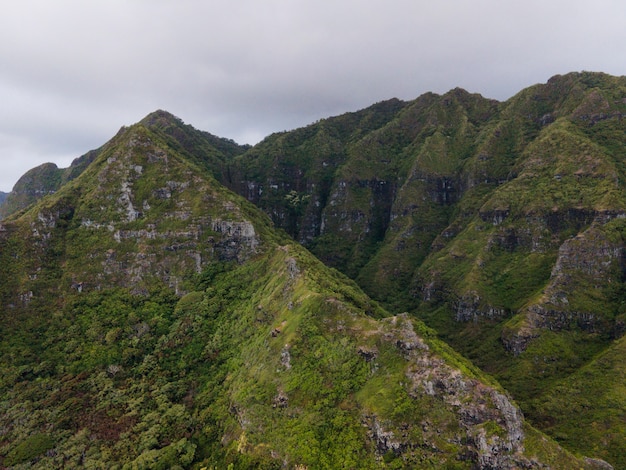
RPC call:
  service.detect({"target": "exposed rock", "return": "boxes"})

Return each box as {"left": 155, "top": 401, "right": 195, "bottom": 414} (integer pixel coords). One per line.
{"left": 280, "top": 345, "right": 291, "bottom": 370}
{"left": 479, "top": 208, "right": 510, "bottom": 226}
{"left": 357, "top": 346, "right": 378, "bottom": 362}
{"left": 363, "top": 414, "right": 405, "bottom": 456}
{"left": 584, "top": 457, "right": 615, "bottom": 470}
{"left": 272, "top": 389, "right": 288, "bottom": 408}
{"left": 7, "top": 126, "right": 264, "bottom": 300}
{"left": 211, "top": 219, "right": 259, "bottom": 262}
{"left": 370, "top": 314, "right": 537, "bottom": 468}
{"left": 550, "top": 228, "right": 622, "bottom": 282}
{"left": 523, "top": 226, "right": 622, "bottom": 344}
{"left": 501, "top": 319, "right": 540, "bottom": 356}
{"left": 382, "top": 314, "right": 429, "bottom": 356}
{"left": 455, "top": 291, "right": 508, "bottom": 322}
{"left": 286, "top": 257, "right": 300, "bottom": 280}
{"left": 500, "top": 221, "right": 626, "bottom": 356}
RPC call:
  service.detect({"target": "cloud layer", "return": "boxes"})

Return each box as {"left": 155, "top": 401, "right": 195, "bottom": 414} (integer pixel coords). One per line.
{"left": 1, "top": 0, "right": 625, "bottom": 191}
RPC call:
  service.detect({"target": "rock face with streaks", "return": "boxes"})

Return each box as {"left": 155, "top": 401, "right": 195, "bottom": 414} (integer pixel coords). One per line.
{"left": 0, "top": 122, "right": 262, "bottom": 302}
{"left": 364, "top": 314, "right": 532, "bottom": 469}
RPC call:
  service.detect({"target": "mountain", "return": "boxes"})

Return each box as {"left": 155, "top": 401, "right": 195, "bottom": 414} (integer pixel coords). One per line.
{"left": 0, "top": 150, "right": 100, "bottom": 220}
{"left": 0, "top": 117, "right": 591, "bottom": 468}
{"left": 411, "top": 72, "right": 626, "bottom": 466}
{"left": 0, "top": 111, "right": 249, "bottom": 221}
{"left": 219, "top": 71, "right": 626, "bottom": 467}
{"left": 2, "top": 71, "right": 625, "bottom": 468}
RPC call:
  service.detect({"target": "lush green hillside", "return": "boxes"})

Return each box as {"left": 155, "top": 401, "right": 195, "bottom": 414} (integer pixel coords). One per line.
{"left": 220, "top": 71, "right": 626, "bottom": 467}
{"left": 0, "top": 111, "right": 248, "bottom": 221}
{"left": 3, "top": 71, "right": 625, "bottom": 468}
{"left": 0, "top": 120, "right": 590, "bottom": 468}
{"left": 412, "top": 72, "right": 626, "bottom": 467}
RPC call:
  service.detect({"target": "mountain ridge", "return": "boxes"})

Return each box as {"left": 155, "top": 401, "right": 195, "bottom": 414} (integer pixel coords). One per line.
{"left": 1, "top": 70, "right": 625, "bottom": 467}
{"left": 0, "top": 118, "right": 595, "bottom": 468}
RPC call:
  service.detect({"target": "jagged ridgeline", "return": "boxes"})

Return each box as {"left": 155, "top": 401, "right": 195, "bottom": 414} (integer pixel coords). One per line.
{"left": 0, "top": 120, "right": 592, "bottom": 468}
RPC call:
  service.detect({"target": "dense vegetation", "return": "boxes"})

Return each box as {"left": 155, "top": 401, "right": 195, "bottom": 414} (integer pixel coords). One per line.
{"left": 1, "top": 71, "right": 625, "bottom": 468}
{"left": 219, "top": 72, "right": 626, "bottom": 468}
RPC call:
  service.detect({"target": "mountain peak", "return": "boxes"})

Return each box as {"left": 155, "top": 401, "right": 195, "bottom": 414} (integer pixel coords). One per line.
{"left": 3, "top": 121, "right": 264, "bottom": 297}
{"left": 139, "top": 109, "right": 184, "bottom": 128}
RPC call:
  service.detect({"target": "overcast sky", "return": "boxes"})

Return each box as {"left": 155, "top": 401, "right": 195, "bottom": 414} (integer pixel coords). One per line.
{"left": 1, "top": 0, "right": 625, "bottom": 192}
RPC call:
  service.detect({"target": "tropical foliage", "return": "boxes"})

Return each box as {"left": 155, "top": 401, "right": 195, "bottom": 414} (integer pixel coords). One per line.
{"left": 2, "top": 71, "right": 625, "bottom": 468}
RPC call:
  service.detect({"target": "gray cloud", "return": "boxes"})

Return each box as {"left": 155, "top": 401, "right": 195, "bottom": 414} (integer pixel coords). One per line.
{"left": 1, "top": 0, "right": 625, "bottom": 191}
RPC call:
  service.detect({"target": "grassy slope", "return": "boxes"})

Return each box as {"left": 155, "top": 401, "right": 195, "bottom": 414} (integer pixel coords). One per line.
{"left": 528, "top": 333, "right": 626, "bottom": 466}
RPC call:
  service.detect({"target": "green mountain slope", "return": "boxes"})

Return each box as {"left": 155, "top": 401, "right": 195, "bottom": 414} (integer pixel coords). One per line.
{"left": 528, "top": 332, "right": 626, "bottom": 463}
{"left": 3, "top": 71, "right": 625, "bottom": 467}
{"left": 412, "top": 73, "right": 626, "bottom": 466}
{"left": 0, "top": 153, "right": 94, "bottom": 220}
{"left": 0, "top": 111, "right": 248, "bottom": 221}
{"left": 220, "top": 71, "right": 626, "bottom": 467}
{"left": 0, "top": 120, "right": 589, "bottom": 468}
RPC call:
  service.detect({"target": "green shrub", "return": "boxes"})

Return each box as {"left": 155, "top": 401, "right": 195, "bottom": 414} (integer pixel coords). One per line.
{"left": 4, "top": 433, "right": 55, "bottom": 466}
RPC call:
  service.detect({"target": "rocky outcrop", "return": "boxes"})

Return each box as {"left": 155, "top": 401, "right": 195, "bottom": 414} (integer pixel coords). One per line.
{"left": 321, "top": 178, "right": 395, "bottom": 239}
{"left": 4, "top": 125, "right": 263, "bottom": 302}
{"left": 502, "top": 224, "right": 625, "bottom": 354}
{"left": 536, "top": 226, "right": 622, "bottom": 328}
{"left": 584, "top": 457, "right": 615, "bottom": 470}
{"left": 455, "top": 291, "right": 508, "bottom": 322}
{"left": 501, "top": 318, "right": 540, "bottom": 356}
{"left": 211, "top": 219, "right": 259, "bottom": 262}
{"left": 366, "top": 314, "right": 535, "bottom": 469}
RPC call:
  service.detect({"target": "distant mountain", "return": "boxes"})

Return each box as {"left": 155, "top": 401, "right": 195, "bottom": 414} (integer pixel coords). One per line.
{"left": 0, "top": 149, "right": 101, "bottom": 220}
{"left": 3, "top": 71, "right": 625, "bottom": 467}
{"left": 0, "top": 117, "right": 588, "bottom": 468}
{"left": 0, "top": 191, "right": 7, "bottom": 205}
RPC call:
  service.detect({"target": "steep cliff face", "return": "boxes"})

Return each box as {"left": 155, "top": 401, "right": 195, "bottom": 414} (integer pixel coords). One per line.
{"left": 226, "top": 90, "right": 497, "bottom": 289}
{"left": 352, "top": 89, "right": 497, "bottom": 305}
{"left": 502, "top": 223, "right": 625, "bottom": 355}
{"left": 225, "top": 98, "right": 409, "bottom": 268}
